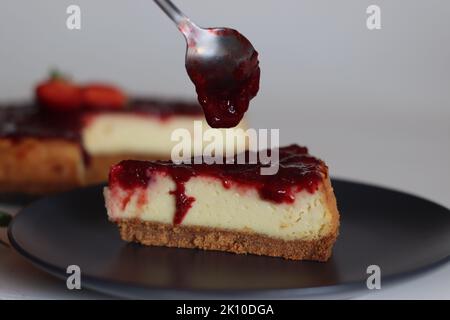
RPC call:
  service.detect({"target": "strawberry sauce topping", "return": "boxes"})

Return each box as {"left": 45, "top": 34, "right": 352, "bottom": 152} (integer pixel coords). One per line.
{"left": 186, "top": 29, "right": 260, "bottom": 129}
{"left": 109, "top": 145, "right": 326, "bottom": 225}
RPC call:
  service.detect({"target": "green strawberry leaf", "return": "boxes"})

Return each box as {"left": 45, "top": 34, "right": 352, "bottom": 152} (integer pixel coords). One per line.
{"left": 49, "top": 68, "right": 70, "bottom": 82}
{"left": 0, "top": 211, "right": 12, "bottom": 227}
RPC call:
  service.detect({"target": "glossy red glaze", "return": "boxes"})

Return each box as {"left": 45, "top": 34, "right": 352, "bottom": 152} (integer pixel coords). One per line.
{"left": 187, "top": 29, "right": 260, "bottom": 128}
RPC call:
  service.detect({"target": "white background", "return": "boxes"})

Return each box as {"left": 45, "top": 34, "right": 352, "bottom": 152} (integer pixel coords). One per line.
{"left": 0, "top": 0, "right": 449, "bottom": 299}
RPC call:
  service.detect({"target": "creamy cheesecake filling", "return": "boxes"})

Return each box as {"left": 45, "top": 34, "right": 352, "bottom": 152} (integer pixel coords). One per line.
{"left": 105, "top": 173, "right": 333, "bottom": 241}
{"left": 82, "top": 113, "right": 247, "bottom": 156}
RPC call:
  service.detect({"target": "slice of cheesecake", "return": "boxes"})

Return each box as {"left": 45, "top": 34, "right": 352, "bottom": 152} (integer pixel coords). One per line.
{"left": 104, "top": 145, "right": 340, "bottom": 261}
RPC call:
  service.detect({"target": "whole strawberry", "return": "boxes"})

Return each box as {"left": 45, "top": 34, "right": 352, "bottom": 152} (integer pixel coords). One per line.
{"left": 36, "top": 71, "right": 82, "bottom": 112}
{"left": 81, "top": 83, "right": 127, "bottom": 110}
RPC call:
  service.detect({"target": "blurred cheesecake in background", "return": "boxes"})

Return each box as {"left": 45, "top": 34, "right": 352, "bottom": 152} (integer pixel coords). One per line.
{"left": 0, "top": 73, "right": 247, "bottom": 194}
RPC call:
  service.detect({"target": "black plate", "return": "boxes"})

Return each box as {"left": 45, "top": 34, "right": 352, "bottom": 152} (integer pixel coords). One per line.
{"left": 8, "top": 179, "right": 450, "bottom": 299}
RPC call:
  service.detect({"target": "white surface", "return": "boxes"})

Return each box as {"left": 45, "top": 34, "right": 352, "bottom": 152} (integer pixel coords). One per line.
{"left": 0, "top": 0, "right": 449, "bottom": 299}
